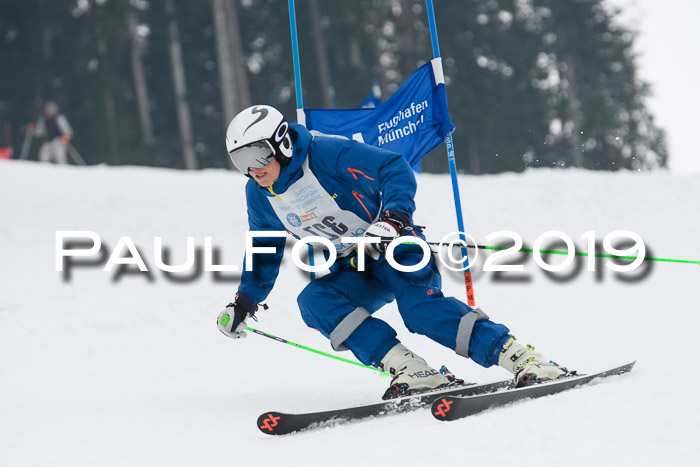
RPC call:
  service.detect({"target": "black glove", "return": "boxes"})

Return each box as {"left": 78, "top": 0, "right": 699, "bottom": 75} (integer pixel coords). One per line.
{"left": 217, "top": 292, "right": 258, "bottom": 339}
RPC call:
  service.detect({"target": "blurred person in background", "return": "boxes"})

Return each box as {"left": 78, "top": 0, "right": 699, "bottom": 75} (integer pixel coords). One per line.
{"left": 31, "top": 101, "right": 73, "bottom": 164}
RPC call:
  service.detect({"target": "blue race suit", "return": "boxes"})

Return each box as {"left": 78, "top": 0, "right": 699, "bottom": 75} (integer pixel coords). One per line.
{"left": 238, "top": 124, "right": 510, "bottom": 368}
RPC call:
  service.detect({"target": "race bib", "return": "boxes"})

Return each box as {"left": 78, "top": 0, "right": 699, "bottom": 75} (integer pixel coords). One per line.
{"left": 267, "top": 157, "right": 372, "bottom": 256}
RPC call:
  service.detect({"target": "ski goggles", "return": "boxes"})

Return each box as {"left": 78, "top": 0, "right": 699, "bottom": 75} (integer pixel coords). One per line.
{"left": 228, "top": 140, "right": 276, "bottom": 174}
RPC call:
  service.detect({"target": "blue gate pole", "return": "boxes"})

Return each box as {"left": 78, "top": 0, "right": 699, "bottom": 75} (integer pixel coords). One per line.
{"left": 288, "top": 0, "right": 304, "bottom": 112}
{"left": 425, "top": 0, "right": 476, "bottom": 306}
{"left": 287, "top": 0, "right": 316, "bottom": 279}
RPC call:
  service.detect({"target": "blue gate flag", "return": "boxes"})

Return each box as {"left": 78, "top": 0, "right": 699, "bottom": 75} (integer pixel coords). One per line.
{"left": 302, "top": 59, "right": 454, "bottom": 167}
{"left": 359, "top": 78, "right": 382, "bottom": 108}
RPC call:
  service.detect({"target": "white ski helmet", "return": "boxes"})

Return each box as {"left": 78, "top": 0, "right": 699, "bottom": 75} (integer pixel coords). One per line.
{"left": 225, "top": 105, "right": 292, "bottom": 174}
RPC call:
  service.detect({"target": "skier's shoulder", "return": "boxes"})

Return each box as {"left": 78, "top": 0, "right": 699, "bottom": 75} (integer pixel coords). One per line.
{"left": 245, "top": 177, "right": 258, "bottom": 193}
{"left": 291, "top": 131, "right": 347, "bottom": 177}
{"left": 244, "top": 179, "right": 285, "bottom": 229}
{"left": 245, "top": 178, "right": 268, "bottom": 203}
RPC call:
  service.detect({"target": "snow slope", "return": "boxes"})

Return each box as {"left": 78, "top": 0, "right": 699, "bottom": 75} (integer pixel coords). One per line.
{"left": 1, "top": 160, "right": 698, "bottom": 467}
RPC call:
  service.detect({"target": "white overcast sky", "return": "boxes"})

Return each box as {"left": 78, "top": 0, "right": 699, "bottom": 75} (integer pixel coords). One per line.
{"left": 607, "top": 0, "right": 700, "bottom": 173}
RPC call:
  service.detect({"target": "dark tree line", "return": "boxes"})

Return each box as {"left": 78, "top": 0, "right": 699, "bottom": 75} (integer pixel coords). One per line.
{"left": 0, "top": 0, "right": 667, "bottom": 172}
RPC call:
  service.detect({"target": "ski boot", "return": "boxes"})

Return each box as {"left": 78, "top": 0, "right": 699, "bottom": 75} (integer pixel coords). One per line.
{"left": 498, "top": 336, "right": 569, "bottom": 387}
{"left": 379, "top": 343, "right": 462, "bottom": 400}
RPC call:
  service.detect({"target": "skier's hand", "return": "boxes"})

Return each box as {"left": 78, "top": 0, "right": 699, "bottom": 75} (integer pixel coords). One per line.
{"left": 362, "top": 210, "right": 412, "bottom": 260}
{"left": 362, "top": 221, "right": 399, "bottom": 260}
{"left": 27, "top": 122, "right": 36, "bottom": 131}
{"left": 60, "top": 135, "right": 71, "bottom": 145}
{"left": 217, "top": 292, "right": 257, "bottom": 339}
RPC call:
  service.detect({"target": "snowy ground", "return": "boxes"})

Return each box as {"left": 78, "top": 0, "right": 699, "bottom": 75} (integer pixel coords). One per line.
{"left": 1, "top": 160, "right": 698, "bottom": 467}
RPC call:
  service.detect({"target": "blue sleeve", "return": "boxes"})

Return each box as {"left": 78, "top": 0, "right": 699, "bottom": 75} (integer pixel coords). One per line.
{"left": 368, "top": 146, "right": 417, "bottom": 217}
{"left": 318, "top": 137, "right": 417, "bottom": 217}
{"left": 237, "top": 182, "right": 287, "bottom": 304}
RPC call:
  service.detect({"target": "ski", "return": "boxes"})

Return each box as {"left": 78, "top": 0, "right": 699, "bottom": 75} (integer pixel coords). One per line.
{"left": 257, "top": 378, "right": 513, "bottom": 435}
{"left": 431, "top": 361, "right": 635, "bottom": 422}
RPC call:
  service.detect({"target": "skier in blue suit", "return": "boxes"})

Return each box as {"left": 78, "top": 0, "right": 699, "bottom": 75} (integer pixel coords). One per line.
{"left": 217, "top": 105, "right": 567, "bottom": 398}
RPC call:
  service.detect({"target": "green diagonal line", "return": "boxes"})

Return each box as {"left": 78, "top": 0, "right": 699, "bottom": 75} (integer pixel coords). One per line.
{"left": 424, "top": 240, "right": 699, "bottom": 266}
{"left": 483, "top": 245, "right": 699, "bottom": 265}
{"left": 246, "top": 327, "right": 391, "bottom": 376}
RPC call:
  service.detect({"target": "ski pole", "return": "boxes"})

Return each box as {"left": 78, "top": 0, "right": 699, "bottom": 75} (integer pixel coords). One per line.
{"left": 67, "top": 143, "right": 87, "bottom": 165}
{"left": 19, "top": 125, "right": 34, "bottom": 160}
{"left": 424, "top": 241, "right": 699, "bottom": 266}
{"left": 246, "top": 326, "right": 390, "bottom": 376}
